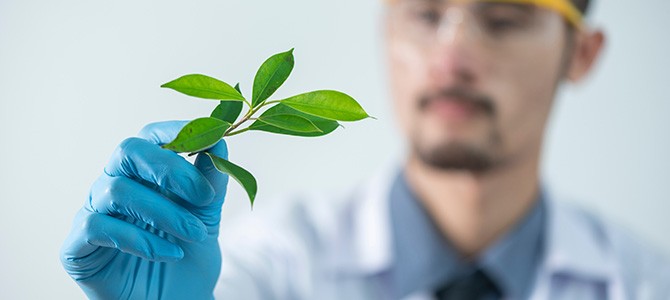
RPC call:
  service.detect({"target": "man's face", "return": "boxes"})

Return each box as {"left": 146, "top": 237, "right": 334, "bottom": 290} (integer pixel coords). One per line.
{"left": 386, "top": 1, "right": 571, "bottom": 171}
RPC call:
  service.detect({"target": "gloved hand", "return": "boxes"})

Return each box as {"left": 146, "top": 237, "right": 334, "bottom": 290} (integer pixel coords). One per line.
{"left": 61, "top": 121, "right": 229, "bottom": 300}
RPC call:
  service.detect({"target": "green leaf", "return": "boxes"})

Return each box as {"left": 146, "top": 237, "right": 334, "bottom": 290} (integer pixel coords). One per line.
{"left": 211, "top": 101, "right": 243, "bottom": 124}
{"left": 257, "top": 114, "right": 321, "bottom": 133}
{"left": 252, "top": 49, "right": 295, "bottom": 107}
{"left": 249, "top": 103, "right": 339, "bottom": 137}
{"left": 233, "top": 82, "right": 243, "bottom": 96}
{"left": 205, "top": 152, "right": 257, "bottom": 207}
{"left": 161, "top": 74, "right": 245, "bottom": 101}
{"left": 280, "top": 90, "right": 369, "bottom": 121}
{"left": 162, "top": 117, "right": 231, "bottom": 153}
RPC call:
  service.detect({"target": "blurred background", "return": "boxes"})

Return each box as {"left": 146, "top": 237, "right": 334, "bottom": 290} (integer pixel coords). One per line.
{"left": 1, "top": 0, "right": 668, "bottom": 298}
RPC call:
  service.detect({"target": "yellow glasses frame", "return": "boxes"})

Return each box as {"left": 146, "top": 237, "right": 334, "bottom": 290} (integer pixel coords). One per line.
{"left": 386, "top": 0, "right": 584, "bottom": 29}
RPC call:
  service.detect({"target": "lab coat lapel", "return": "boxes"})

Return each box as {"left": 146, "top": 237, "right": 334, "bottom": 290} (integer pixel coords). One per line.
{"left": 347, "top": 164, "right": 436, "bottom": 300}
{"left": 529, "top": 189, "right": 625, "bottom": 300}
{"left": 351, "top": 164, "right": 398, "bottom": 274}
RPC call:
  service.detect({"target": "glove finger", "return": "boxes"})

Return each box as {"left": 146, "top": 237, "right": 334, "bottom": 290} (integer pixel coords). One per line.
{"left": 139, "top": 120, "right": 229, "bottom": 200}
{"left": 89, "top": 174, "right": 208, "bottom": 242}
{"left": 61, "top": 208, "right": 184, "bottom": 270}
{"left": 137, "top": 120, "right": 189, "bottom": 146}
{"left": 104, "top": 137, "right": 215, "bottom": 207}
{"left": 140, "top": 120, "right": 230, "bottom": 223}
{"left": 194, "top": 139, "right": 229, "bottom": 202}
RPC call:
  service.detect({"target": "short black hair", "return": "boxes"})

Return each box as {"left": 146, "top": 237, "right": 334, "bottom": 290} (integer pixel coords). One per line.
{"left": 573, "top": 0, "right": 591, "bottom": 15}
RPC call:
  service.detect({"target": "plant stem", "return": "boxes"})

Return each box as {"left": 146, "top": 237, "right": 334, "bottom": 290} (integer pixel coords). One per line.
{"left": 263, "top": 100, "right": 281, "bottom": 106}
{"left": 224, "top": 108, "right": 253, "bottom": 135}
{"left": 223, "top": 100, "right": 275, "bottom": 136}
{"left": 226, "top": 127, "right": 250, "bottom": 137}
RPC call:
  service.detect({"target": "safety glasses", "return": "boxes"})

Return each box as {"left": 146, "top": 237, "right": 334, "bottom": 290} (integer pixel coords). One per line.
{"left": 386, "top": 0, "right": 584, "bottom": 52}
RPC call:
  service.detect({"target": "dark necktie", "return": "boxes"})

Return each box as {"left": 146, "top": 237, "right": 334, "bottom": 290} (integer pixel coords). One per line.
{"left": 434, "top": 269, "right": 502, "bottom": 300}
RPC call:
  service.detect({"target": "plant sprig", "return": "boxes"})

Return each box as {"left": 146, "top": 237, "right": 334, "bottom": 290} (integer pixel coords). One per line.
{"left": 159, "top": 48, "right": 371, "bottom": 208}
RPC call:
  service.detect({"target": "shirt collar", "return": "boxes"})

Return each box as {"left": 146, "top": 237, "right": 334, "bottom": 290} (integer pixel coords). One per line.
{"left": 479, "top": 191, "right": 546, "bottom": 299}
{"left": 386, "top": 170, "right": 467, "bottom": 297}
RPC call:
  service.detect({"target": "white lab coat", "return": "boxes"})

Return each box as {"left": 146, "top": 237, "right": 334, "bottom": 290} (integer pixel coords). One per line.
{"left": 215, "top": 166, "right": 670, "bottom": 299}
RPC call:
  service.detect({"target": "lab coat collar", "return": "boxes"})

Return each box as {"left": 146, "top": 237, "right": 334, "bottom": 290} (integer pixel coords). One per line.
{"left": 349, "top": 167, "right": 619, "bottom": 285}
{"left": 350, "top": 163, "right": 399, "bottom": 274}
{"left": 541, "top": 188, "right": 618, "bottom": 281}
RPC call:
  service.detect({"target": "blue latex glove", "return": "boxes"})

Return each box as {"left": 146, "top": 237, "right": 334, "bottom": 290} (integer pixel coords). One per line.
{"left": 61, "top": 121, "right": 229, "bottom": 299}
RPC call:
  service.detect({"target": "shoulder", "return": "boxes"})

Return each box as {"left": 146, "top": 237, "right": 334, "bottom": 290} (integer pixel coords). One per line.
{"left": 216, "top": 189, "right": 361, "bottom": 299}
{"left": 549, "top": 197, "right": 670, "bottom": 298}
{"left": 219, "top": 181, "right": 369, "bottom": 267}
{"left": 220, "top": 188, "right": 353, "bottom": 254}
{"left": 222, "top": 165, "right": 397, "bottom": 256}
{"left": 219, "top": 165, "right": 397, "bottom": 275}
{"left": 600, "top": 214, "right": 670, "bottom": 297}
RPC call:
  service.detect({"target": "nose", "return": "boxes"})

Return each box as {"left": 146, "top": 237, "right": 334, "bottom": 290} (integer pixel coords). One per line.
{"left": 430, "top": 9, "right": 481, "bottom": 85}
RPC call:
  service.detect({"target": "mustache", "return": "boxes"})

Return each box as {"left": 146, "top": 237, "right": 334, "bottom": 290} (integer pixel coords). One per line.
{"left": 418, "top": 87, "right": 496, "bottom": 116}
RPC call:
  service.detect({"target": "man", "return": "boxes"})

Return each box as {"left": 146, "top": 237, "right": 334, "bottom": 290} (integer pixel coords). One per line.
{"left": 61, "top": 0, "right": 670, "bottom": 299}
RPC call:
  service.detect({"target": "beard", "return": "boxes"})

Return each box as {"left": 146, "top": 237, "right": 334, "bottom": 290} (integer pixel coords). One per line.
{"left": 413, "top": 134, "right": 500, "bottom": 172}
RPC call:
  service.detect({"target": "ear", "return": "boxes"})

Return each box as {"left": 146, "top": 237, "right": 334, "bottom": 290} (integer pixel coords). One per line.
{"left": 567, "top": 29, "right": 606, "bottom": 82}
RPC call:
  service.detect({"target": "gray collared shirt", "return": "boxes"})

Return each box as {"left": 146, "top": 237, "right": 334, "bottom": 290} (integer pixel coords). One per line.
{"left": 386, "top": 171, "right": 546, "bottom": 299}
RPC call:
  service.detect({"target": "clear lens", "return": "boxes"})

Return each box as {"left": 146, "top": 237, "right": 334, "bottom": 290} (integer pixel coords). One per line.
{"left": 390, "top": 1, "right": 549, "bottom": 51}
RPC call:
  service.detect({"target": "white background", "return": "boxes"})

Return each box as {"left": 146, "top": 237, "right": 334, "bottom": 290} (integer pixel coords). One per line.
{"left": 1, "top": 0, "right": 668, "bottom": 298}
